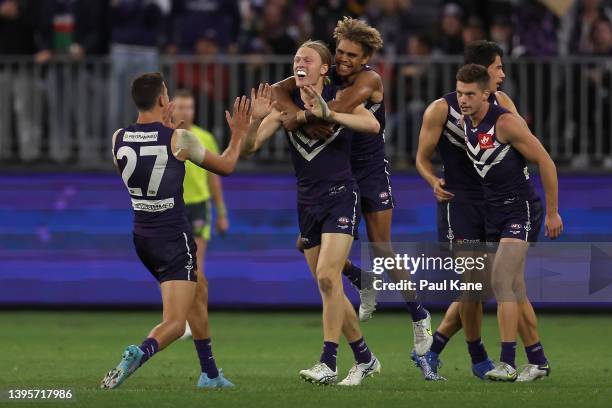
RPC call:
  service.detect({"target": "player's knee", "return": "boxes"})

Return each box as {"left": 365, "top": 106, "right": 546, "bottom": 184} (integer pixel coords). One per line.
{"left": 491, "top": 275, "right": 513, "bottom": 299}
{"left": 317, "top": 271, "right": 340, "bottom": 295}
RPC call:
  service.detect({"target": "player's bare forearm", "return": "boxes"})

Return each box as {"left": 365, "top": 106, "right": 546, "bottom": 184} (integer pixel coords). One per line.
{"left": 498, "top": 114, "right": 559, "bottom": 214}
{"left": 328, "top": 71, "right": 379, "bottom": 113}
{"left": 272, "top": 76, "right": 297, "bottom": 93}
{"left": 272, "top": 81, "right": 303, "bottom": 132}
{"left": 329, "top": 107, "right": 379, "bottom": 133}
{"left": 538, "top": 156, "right": 559, "bottom": 214}
{"left": 415, "top": 152, "right": 439, "bottom": 188}
{"left": 416, "top": 100, "right": 446, "bottom": 187}
{"left": 242, "top": 118, "right": 263, "bottom": 156}
{"left": 215, "top": 140, "right": 242, "bottom": 176}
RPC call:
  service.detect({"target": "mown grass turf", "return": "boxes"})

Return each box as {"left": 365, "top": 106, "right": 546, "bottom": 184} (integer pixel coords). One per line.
{"left": 0, "top": 311, "right": 610, "bottom": 408}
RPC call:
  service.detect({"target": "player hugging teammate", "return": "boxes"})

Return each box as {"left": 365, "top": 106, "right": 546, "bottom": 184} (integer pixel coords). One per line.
{"left": 416, "top": 41, "right": 563, "bottom": 382}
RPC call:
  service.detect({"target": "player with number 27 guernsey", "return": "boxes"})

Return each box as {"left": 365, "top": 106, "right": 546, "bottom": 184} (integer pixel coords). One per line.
{"left": 101, "top": 72, "right": 251, "bottom": 390}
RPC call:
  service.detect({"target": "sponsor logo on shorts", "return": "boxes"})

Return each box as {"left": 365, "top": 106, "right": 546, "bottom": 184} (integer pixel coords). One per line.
{"left": 478, "top": 133, "right": 495, "bottom": 150}
{"left": 510, "top": 223, "right": 522, "bottom": 230}
{"left": 510, "top": 230, "right": 521, "bottom": 235}
{"left": 379, "top": 191, "right": 389, "bottom": 199}
{"left": 301, "top": 237, "right": 310, "bottom": 244}
{"left": 328, "top": 184, "right": 346, "bottom": 196}
{"left": 337, "top": 216, "right": 350, "bottom": 229}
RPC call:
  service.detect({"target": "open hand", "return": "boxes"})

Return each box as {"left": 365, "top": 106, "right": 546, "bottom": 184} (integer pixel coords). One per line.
{"left": 250, "top": 83, "right": 273, "bottom": 120}
{"left": 302, "top": 85, "right": 331, "bottom": 120}
{"left": 225, "top": 95, "right": 252, "bottom": 138}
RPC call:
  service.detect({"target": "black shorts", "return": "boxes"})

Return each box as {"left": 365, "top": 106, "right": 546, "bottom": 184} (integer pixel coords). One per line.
{"left": 185, "top": 200, "right": 211, "bottom": 240}
{"left": 485, "top": 198, "right": 543, "bottom": 243}
{"left": 352, "top": 156, "right": 395, "bottom": 213}
{"left": 133, "top": 231, "right": 198, "bottom": 283}
{"left": 298, "top": 184, "right": 361, "bottom": 250}
{"left": 437, "top": 200, "right": 487, "bottom": 244}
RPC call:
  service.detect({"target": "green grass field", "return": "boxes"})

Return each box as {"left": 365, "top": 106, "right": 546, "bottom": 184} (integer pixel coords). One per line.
{"left": 1, "top": 311, "right": 611, "bottom": 408}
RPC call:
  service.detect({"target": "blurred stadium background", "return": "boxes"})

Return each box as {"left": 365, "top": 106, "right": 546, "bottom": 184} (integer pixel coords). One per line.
{"left": 1, "top": 1, "right": 612, "bottom": 406}
{"left": 1, "top": 0, "right": 611, "bottom": 307}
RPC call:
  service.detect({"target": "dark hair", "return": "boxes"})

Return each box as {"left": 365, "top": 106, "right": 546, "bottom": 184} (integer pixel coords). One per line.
{"left": 174, "top": 89, "right": 194, "bottom": 100}
{"left": 333, "top": 16, "right": 383, "bottom": 57}
{"left": 131, "top": 72, "right": 165, "bottom": 111}
{"left": 456, "top": 64, "right": 490, "bottom": 89}
{"left": 464, "top": 40, "right": 504, "bottom": 67}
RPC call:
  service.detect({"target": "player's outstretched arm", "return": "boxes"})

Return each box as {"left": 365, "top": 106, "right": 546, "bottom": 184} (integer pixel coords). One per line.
{"left": 415, "top": 99, "right": 455, "bottom": 202}
{"left": 302, "top": 85, "right": 379, "bottom": 133}
{"left": 242, "top": 83, "right": 281, "bottom": 155}
{"left": 327, "top": 69, "right": 381, "bottom": 113}
{"left": 497, "top": 114, "right": 563, "bottom": 239}
{"left": 173, "top": 96, "right": 251, "bottom": 176}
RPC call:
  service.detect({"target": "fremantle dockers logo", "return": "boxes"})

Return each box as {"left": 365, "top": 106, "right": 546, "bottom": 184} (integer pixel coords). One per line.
{"left": 288, "top": 127, "right": 343, "bottom": 161}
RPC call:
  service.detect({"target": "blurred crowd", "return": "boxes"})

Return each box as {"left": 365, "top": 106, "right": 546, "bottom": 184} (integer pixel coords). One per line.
{"left": 2, "top": 0, "right": 612, "bottom": 166}
{"left": 2, "top": 0, "right": 612, "bottom": 60}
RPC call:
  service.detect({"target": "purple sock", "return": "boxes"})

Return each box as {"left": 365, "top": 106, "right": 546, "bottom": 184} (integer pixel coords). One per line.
{"left": 349, "top": 337, "right": 373, "bottom": 365}
{"left": 407, "top": 303, "right": 428, "bottom": 322}
{"left": 194, "top": 338, "right": 219, "bottom": 379}
{"left": 500, "top": 342, "right": 517, "bottom": 368}
{"left": 319, "top": 341, "right": 338, "bottom": 371}
{"left": 467, "top": 337, "right": 489, "bottom": 364}
{"left": 430, "top": 331, "right": 450, "bottom": 355}
{"left": 138, "top": 337, "right": 159, "bottom": 366}
{"left": 343, "top": 262, "right": 365, "bottom": 289}
{"left": 525, "top": 342, "right": 547, "bottom": 365}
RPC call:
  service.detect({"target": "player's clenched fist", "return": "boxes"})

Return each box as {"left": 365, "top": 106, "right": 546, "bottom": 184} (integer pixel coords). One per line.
{"left": 544, "top": 212, "right": 563, "bottom": 240}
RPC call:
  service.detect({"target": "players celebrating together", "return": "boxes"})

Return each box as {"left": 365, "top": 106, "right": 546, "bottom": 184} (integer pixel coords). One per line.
{"left": 102, "top": 18, "right": 562, "bottom": 389}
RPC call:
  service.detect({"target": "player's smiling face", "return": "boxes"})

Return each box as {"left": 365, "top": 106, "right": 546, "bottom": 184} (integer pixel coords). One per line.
{"left": 457, "top": 81, "right": 489, "bottom": 116}
{"left": 335, "top": 39, "right": 369, "bottom": 77}
{"left": 487, "top": 55, "right": 505, "bottom": 91}
{"left": 293, "top": 47, "right": 328, "bottom": 88}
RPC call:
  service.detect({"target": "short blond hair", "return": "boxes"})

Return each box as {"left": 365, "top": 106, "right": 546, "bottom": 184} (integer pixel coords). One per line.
{"left": 333, "top": 17, "right": 384, "bottom": 57}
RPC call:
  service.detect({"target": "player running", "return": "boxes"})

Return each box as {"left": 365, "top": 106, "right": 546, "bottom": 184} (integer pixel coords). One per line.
{"left": 101, "top": 73, "right": 249, "bottom": 389}
{"left": 456, "top": 64, "right": 562, "bottom": 381}
{"left": 415, "top": 41, "right": 552, "bottom": 381}
{"left": 243, "top": 41, "right": 381, "bottom": 386}
{"left": 172, "top": 90, "right": 230, "bottom": 341}
{"left": 273, "top": 17, "right": 432, "bottom": 356}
